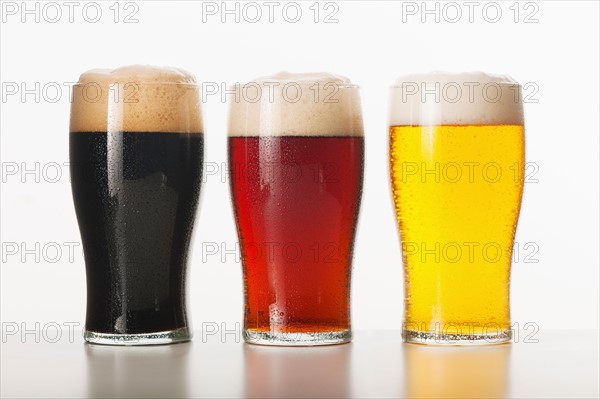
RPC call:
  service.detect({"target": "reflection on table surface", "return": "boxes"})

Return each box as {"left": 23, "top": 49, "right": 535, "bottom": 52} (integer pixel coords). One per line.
{"left": 243, "top": 343, "right": 351, "bottom": 398}
{"left": 1, "top": 330, "right": 598, "bottom": 398}
{"left": 85, "top": 342, "right": 192, "bottom": 398}
{"left": 241, "top": 338, "right": 511, "bottom": 398}
{"left": 403, "top": 344, "right": 511, "bottom": 398}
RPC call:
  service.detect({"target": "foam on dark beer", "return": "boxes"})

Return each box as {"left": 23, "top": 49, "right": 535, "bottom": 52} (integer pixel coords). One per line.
{"left": 389, "top": 72, "right": 524, "bottom": 126}
{"left": 228, "top": 72, "right": 364, "bottom": 137}
{"left": 70, "top": 65, "right": 203, "bottom": 133}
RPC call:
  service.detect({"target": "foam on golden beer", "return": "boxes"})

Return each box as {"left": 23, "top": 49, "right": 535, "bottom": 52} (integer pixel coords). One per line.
{"left": 228, "top": 72, "right": 363, "bottom": 137}
{"left": 70, "top": 65, "right": 202, "bottom": 133}
{"left": 390, "top": 72, "right": 524, "bottom": 126}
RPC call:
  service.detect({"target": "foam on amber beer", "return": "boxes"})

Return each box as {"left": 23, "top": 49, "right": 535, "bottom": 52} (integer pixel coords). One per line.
{"left": 70, "top": 65, "right": 202, "bottom": 133}
{"left": 228, "top": 71, "right": 363, "bottom": 137}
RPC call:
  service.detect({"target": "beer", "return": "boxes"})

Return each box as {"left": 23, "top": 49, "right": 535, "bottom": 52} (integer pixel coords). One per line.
{"left": 70, "top": 66, "right": 203, "bottom": 345}
{"left": 229, "top": 72, "right": 364, "bottom": 345}
{"left": 389, "top": 73, "right": 525, "bottom": 344}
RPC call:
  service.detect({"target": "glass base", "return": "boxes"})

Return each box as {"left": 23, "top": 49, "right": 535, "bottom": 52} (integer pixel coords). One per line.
{"left": 244, "top": 329, "right": 352, "bottom": 346}
{"left": 84, "top": 327, "right": 191, "bottom": 346}
{"left": 403, "top": 329, "right": 512, "bottom": 346}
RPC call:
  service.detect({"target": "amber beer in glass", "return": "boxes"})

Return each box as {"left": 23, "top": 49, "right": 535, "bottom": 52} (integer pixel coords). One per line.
{"left": 389, "top": 73, "right": 525, "bottom": 344}
{"left": 229, "top": 73, "right": 364, "bottom": 345}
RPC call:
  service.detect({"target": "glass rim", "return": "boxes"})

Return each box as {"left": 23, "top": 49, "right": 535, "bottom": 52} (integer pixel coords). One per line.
{"left": 72, "top": 82, "right": 200, "bottom": 88}
{"left": 231, "top": 82, "right": 360, "bottom": 89}
{"left": 389, "top": 82, "right": 522, "bottom": 89}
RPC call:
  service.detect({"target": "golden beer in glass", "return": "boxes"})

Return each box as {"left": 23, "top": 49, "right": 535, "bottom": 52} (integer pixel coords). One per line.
{"left": 389, "top": 73, "right": 525, "bottom": 344}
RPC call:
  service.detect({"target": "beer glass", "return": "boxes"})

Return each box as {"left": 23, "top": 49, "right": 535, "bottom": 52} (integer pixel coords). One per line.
{"left": 389, "top": 73, "right": 525, "bottom": 345}
{"left": 70, "top": 66, "right": 203, "bottom": 345}
{"left": 228, "top": 73, "right": 364, "bottom": 346}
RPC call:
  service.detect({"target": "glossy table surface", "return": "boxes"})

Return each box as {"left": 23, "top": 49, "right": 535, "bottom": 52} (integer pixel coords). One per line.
{"left": 1, "top": 329, "right": 598, "bottom": 398}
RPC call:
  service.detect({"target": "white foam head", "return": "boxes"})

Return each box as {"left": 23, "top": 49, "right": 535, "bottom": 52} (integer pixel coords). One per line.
{"left": 389, "top": 72, "right": 524, "bottom": 126}
{"left": 228, "top": 72, "right": 363, "bottom": 137}
{"left": 70, "top": 65, "right": 203, "bottom": 133}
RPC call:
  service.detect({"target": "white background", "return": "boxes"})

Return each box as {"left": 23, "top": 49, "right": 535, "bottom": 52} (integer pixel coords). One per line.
{"left": 1, "top": 0, "right": 599, "bottom": 335}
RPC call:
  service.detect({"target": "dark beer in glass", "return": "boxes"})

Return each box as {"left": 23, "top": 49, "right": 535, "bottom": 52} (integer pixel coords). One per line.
{"left": 70, "top": 66, "right": 203, "bottom": 345}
